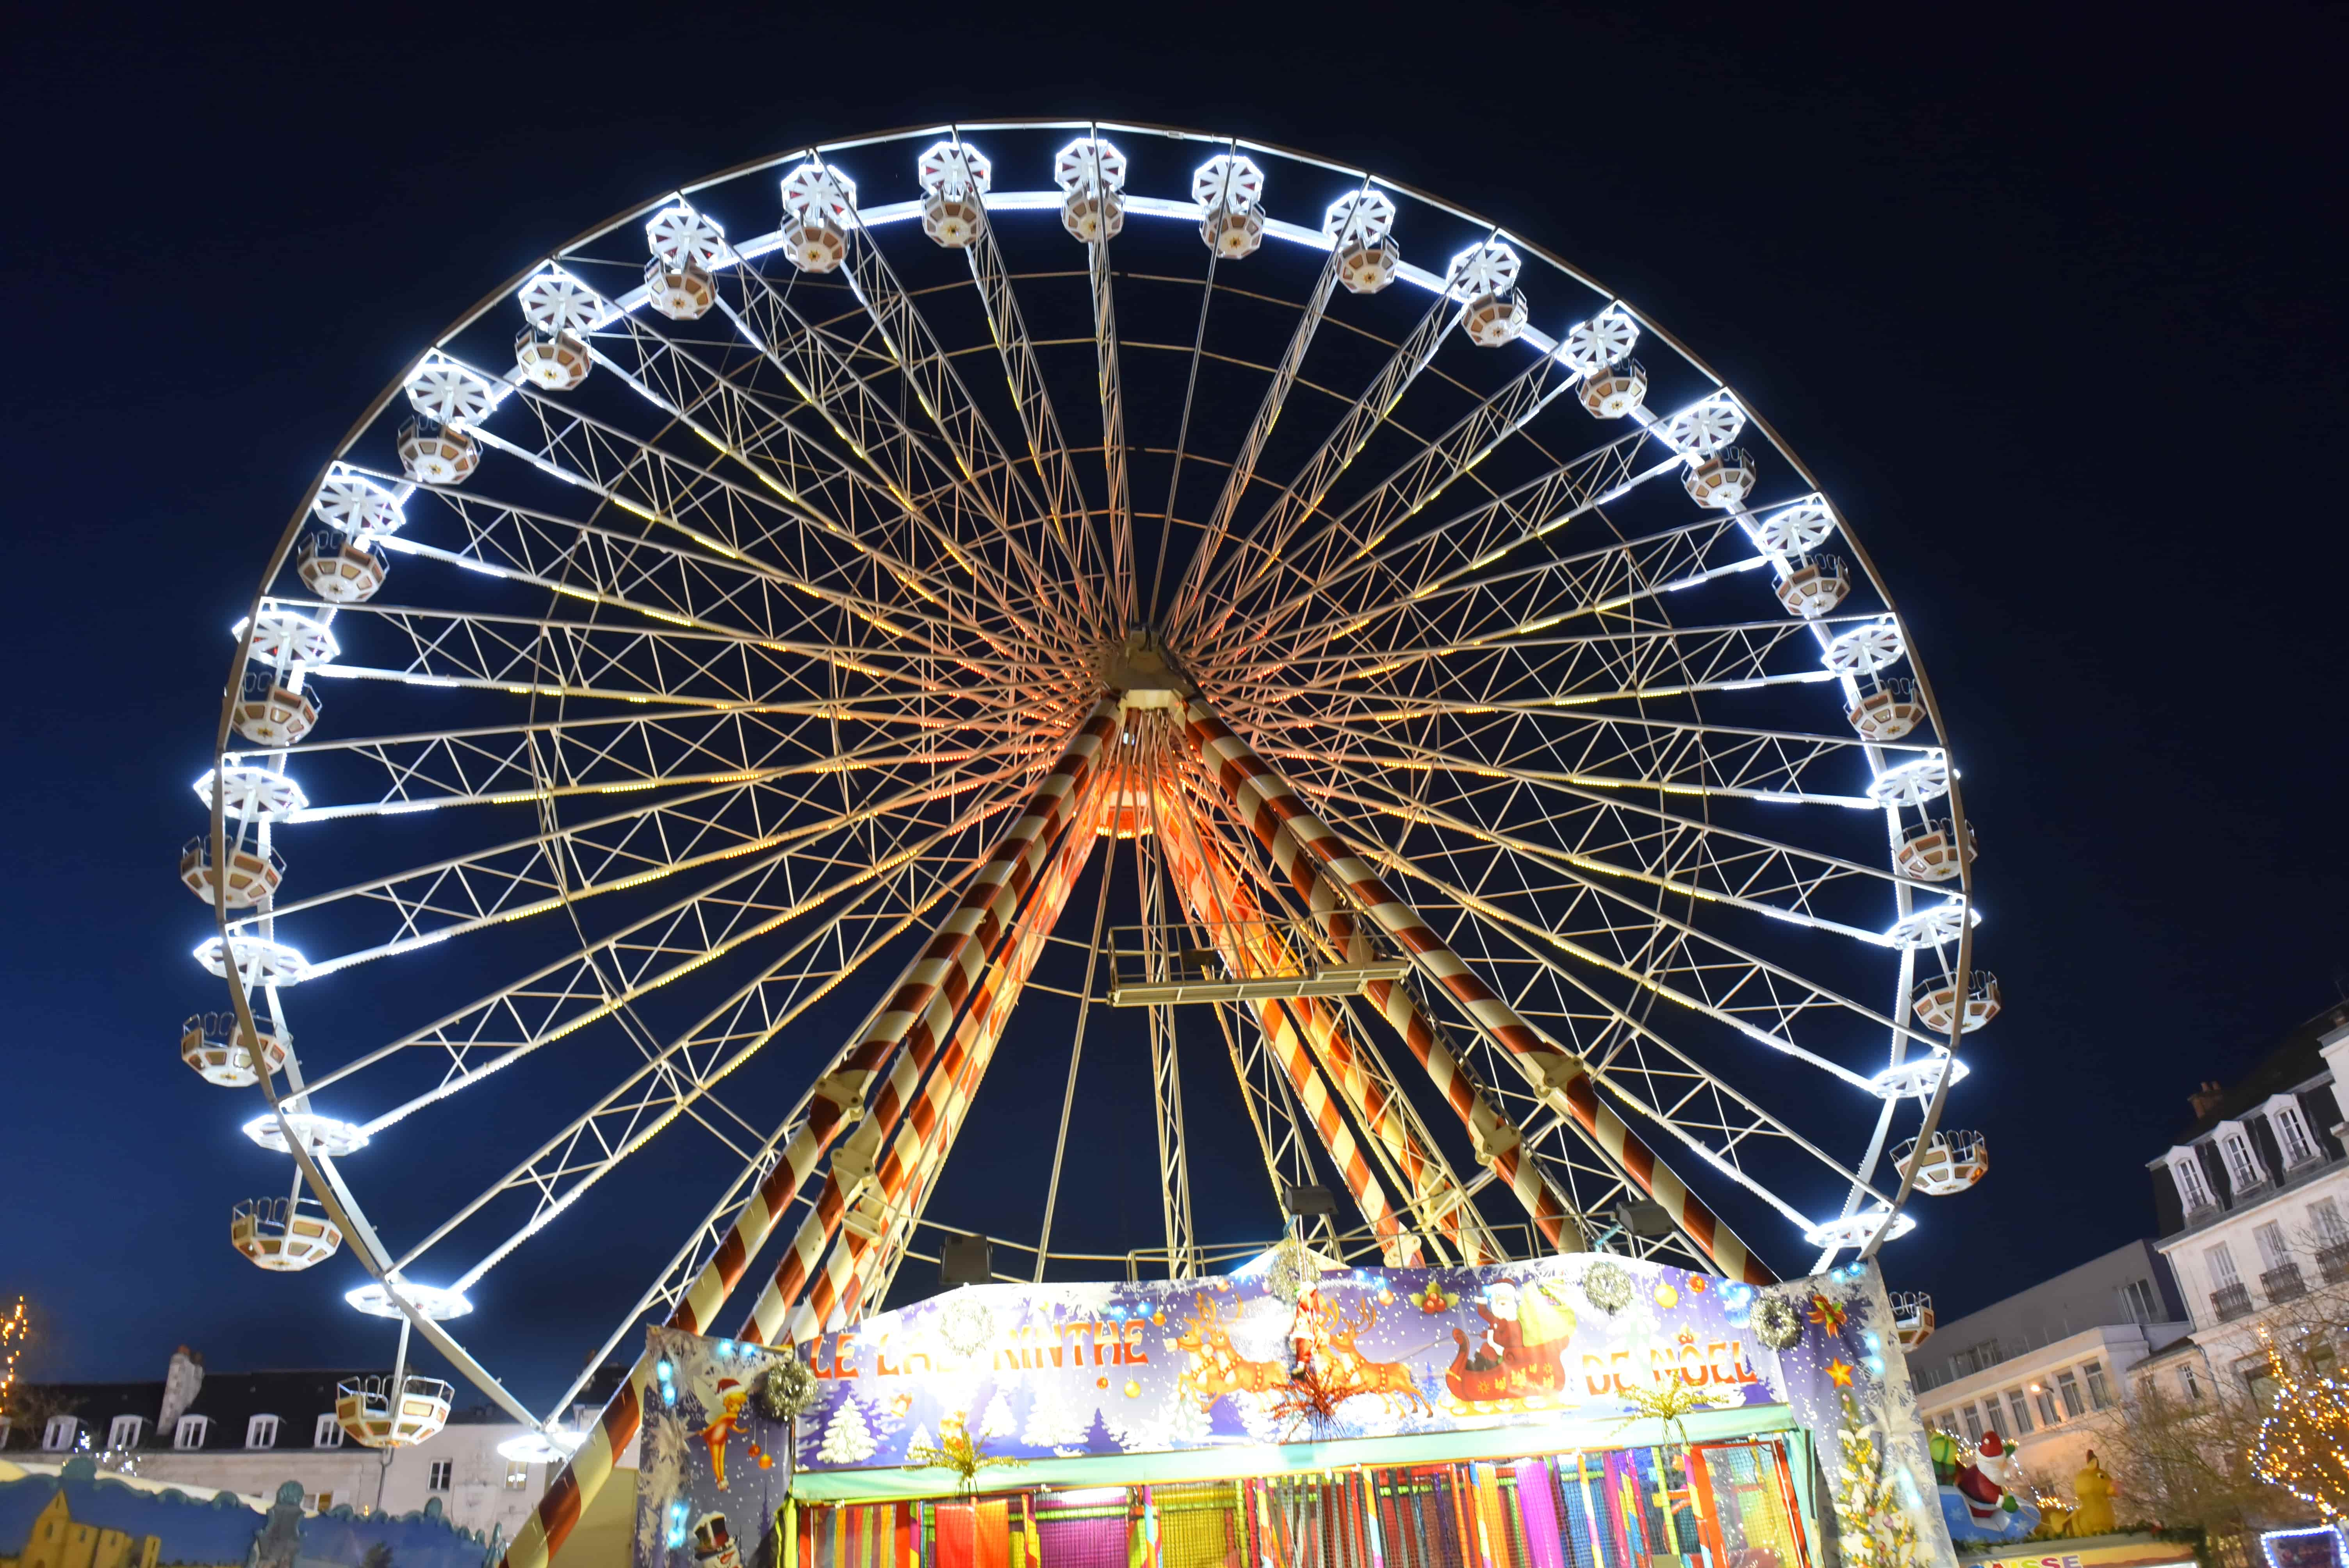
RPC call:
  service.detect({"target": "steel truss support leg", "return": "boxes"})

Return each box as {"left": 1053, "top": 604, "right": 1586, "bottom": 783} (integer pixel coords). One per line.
{"left": 801, "top": 762, "right": 1114, "bottom": 1331}
{"left": 734, "top": 697, "right": 1122, "bottom": 1343}
{"left": 1179, "top": 695, "right": 1777, "bottom": 1284}
{"left": 1149, "top": 773, "right": 1424, "bottom": 1265}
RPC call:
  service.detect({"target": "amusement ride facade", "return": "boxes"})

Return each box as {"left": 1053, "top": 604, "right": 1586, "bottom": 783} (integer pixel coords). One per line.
{"left": 182, "top": 121, "right": 1993, "bottom": 1568}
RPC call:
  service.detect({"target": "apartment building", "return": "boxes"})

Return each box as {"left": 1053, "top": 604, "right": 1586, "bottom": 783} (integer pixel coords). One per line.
{"left": 1905, "top": 1239, "right": 2189, "bottom": 1498}
{"left": 2139, "top": 1006, "right": 2349, "bottom": 1404}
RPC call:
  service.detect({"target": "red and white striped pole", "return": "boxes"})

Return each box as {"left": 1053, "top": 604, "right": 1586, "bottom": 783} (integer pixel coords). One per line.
{"left": 777, "top": 764, "right": 1108, "bottom": 1338}
{"left": 732, "top": 700, "right": 1118, "bottom": 1346}
{"left": 1181, "top": 696, "right": 1776, "bottom": 1284}
{"left": 495, "top": 699, "right": 1119, "bottom": 1568}
{"left": 1151, "top": 785, "right": 1424, "bottom": 1264}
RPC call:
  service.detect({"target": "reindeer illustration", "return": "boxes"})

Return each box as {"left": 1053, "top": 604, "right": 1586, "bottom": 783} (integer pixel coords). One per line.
{"left": 1316, "top": 1298, "right": 1433, "bottom": 1421}
{"left": 1173, "top": 1293, "right": 1290, "bottom": 1410}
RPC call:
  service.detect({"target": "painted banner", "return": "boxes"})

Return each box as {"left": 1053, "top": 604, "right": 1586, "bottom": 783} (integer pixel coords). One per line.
{"left": 633, "top": 1253, "right": 1957, "bottom": 1568}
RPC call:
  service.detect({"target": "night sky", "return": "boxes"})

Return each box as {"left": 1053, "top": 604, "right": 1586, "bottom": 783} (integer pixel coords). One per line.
{"left": 5, "top": 3, "right": 2345, "bottom": 1411}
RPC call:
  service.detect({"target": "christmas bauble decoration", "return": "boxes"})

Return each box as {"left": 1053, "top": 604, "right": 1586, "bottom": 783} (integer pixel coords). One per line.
{"left": 1581, "top": 1261, "right": 1635, "bottom": 1315}
{"left": 752, "top": 1356, "right": 819, "bottom": 1421}
{"left": 1264, "top": 1239, "right": 1315, "bottom": 1305}
{"left": 1752, "top": 1294, "right": 1804, "bottom": 1350}
{"left": 939, "top": 1297, "right": 997, "bottom": 1360}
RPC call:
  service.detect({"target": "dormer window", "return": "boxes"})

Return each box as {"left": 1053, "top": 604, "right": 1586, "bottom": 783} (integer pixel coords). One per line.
{"left": 42, "top": 1415, "right": 79, "bottom": 1451}
{"left": 2213, "top": 1119, "right": 2267, "bottom": 1190}
{"left": 107, "top": 1416, "right": 145, "bottom": 1451}
{"left": 173, "top": 1414, "right": 210, "bottom": 1450}
{"left": 2265, "top": 1094, "right": 2320, "bottom": 1167}
{"left": 314, "top": 1413, "right": 344, "bottom": 1448}
{"left": 2168, "top": 1148, "right": 2216, "bottom": 1210}
{"left": 246, "top": 1415, "right": 280, "bottom": 1449}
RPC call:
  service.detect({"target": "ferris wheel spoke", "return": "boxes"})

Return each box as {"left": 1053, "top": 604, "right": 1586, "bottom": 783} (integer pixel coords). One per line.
{"left": 1177, "top": 280, "right": 1465, "bottom": 641}
{"left": 1215, "top": 422, "right": 1662, "bottom": 656}
{"left": 1302, "top": 787, "right": 1945, "bottom": 1065}
{"left": 591, "top": 303, "right": 1071, "bottom": 650}
{"left": 401, "top": 847, "right": 1003, "bottom": 1290}
{"left": 706, "top": 262, "right": 1073, "bottom": 648}
{"left": 241, "top": 741, "right": 1043, "bottom": 981}
{"left": 1078, "top": 144, "right": 1137, "bottom": 624}
{"left": 1212, "top": 351, "right": 1579, "bottom": 652}
{"left": 443, "top": 361, "right": 1030, "bottom": 664}
{"left": 1274, "top": 739, "right": 1907, "bottom": 911}
{"left": 941, "top": 154, "right": 1112, "bottom": 638}
{"left": 1298, "top": 821, "right": 1867, "bottom": 1233}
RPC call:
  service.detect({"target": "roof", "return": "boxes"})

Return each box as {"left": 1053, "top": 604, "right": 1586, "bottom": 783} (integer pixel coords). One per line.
{"left": 2168, "top": 1002, "right": 2349, "bottom": 1144}
{"left": 3, "top": 1368, "right": 369, "bottom": 1452}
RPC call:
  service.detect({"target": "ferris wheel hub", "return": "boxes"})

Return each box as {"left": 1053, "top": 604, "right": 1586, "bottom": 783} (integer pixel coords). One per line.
{"left": 1094, "top": 631, "right": 1192, "bottom": 707}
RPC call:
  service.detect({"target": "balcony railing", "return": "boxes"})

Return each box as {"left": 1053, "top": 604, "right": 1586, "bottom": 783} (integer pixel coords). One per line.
{"left": 2210, "top": 1282, "right": 2253, "bottom": 1322}
{"left": 2261, "top": 1263, "right": 2308, "bottom": 1304}
{"left": 2318, "top": 1241, "right": 2349, "bottom": 1286}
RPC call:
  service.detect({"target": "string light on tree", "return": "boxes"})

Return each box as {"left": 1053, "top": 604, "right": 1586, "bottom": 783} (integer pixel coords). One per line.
{"left": 0, "top": 1298, "right": 26, "bottom": 1417}
{"left": 1831, "top": 1390, "right": 1928, "bottom": 1568}
{"left": 2249, "top": 1328, "right": 2349, "bottom": 1523}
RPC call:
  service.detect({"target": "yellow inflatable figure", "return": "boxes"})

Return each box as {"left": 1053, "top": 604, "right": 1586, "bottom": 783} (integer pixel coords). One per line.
{"left": 2068, "top": 1450, "right": 2116, "bottom": 1538}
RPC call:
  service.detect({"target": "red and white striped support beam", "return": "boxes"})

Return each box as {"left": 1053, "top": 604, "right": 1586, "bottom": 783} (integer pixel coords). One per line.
{"left": 788, "top": 765, "right": 1108, "bottom": 1336}
{"left": 1181, "top": 697, "right": 1776, "bottom": 1285}
{"left": 1150, "top": 783, "right": 1420, "bottom": 1265}
{"left": 734, "top": 700, "right": 1120, "bottom": 1345}
{"left": 497, "top": 698, "right": 1119, "bottom": 1568}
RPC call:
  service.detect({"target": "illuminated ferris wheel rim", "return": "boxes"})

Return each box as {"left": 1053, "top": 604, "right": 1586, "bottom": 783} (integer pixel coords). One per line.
{"left": 196, "top": 118, "right": 1985, "bottom": 1459}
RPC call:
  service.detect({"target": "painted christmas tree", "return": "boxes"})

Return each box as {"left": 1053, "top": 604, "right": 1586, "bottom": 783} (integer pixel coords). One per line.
{"left": 978, "top": 1391, "right": 1017, "bottom": 1443}
{"left": 817, "top": 1394, "right": 877, "bottom": 1465}
{"left": 1023, "top": 1388, "right": 1083, "bottom": 1449}
{"left": 1831, "top": 1392, "right": 1924, "bottom": 1568}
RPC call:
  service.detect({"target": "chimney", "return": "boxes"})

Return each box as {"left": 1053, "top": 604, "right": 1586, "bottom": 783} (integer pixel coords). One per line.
{"left": 2188, "top": 1081, "right": 2226, "bottom": 1121}
{"left": 158, "top": 1345, "right": 205, "bottom": 1432}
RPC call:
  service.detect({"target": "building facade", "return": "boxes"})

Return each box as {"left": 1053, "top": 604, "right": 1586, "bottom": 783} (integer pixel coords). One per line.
{"left": 1904, "top": 1239, "right": 2189, "bottom": 1500}
{"left": 2139, "top": 1007, "right": 2349, "bottom": 1404}
{"left": 0, "top": 1348, "right": 622, "bottom": 1545}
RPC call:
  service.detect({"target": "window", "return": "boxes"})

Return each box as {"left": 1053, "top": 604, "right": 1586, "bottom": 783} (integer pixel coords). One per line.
{"left": 0, "top": 1418, "right": 11, "bottom": 1448}
{"left": 2084, "top": 1360, "right": 2112, "bottom": 1410}
{"left": 2034, "top": 1382, "right": 2059, "bottom": 1425}
{"left": 2181, "top": 1365, "right": 2202, "bottom": 1401}
{"left": 2171, "top": 1151, "right": 2216, "bottom": 1209}
{"left": 2056, "top": 1368, "right": 2085, "bottom": 1419}
{"left": 246, "top": 1415, "right": 280, "bottom": 1450}
{"left": 2117, "top": 1278, "right": 2160, "bottom": 1324}
{"left": 314, "top": 1414, "right": 344, "bottom": 1449}
{"left": 2256, "top": 1221, "right": 2291, "bottom": 1271}
{"left": 107, "top": 1416, "right": 145, "bottom": 1451}
{"left": 1961, "top": 1404, "right": 1985, "bottom": 1443}
{"left": 2208, "top": 1242, "right": 2242, "bottom": 1286}
{"left": 2245, "top": 1359, "right": 2281, "bottom": 1409}
{"left": 173, "top": 1415, "right": 210, "bottom": 1450}
{"left": 317, "top": 1495, "right": 332, "bottom": 1512}
{"left": 2220, "top": 1127, "right": 2264, "bottom": 1188}
{"left": 2002, "top": 1387, "right": 2034, "bottom": 1434}
{"left": 2313, "top": 1198, "right": 2349, "bottom": 1246}
{"left": 2274, "top": 1100, "right": 2318, "bottom": 1165}
{"left": 41, "top": 1416, "right": 79, "bottom": 1452}
{"left": 427, "top": 1460, "right": 453, "bottom": 1491}
{"left": 504, "top": 1461, "right": 530, "bottom": 1491}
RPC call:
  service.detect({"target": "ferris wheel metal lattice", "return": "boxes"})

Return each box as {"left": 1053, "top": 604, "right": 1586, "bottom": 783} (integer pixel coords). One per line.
{"left": 185, "top": 120, "right": 1988, "bottom": 1547}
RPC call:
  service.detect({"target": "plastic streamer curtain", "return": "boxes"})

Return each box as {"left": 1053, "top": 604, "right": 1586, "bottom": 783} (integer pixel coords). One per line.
{"left": 785, "top": 1442, "right": 1807, "bottom": 1568}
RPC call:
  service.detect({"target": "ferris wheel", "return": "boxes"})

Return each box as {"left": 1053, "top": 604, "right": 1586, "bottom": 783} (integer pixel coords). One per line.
{"left": 185, "top": 118, "right": 1990, "bottom": 1536}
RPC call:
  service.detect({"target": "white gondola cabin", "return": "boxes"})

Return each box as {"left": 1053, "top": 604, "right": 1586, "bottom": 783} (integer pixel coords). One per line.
{"left": 1912, "top": 969, "right": 2000, "bottom": 1034}
{"left": 1683, "top": 447, "right": 1757, "bottom": 509}
{"left": 181, "top": 1012, "right": 289, "bottom": 1087}
{"left": 1580, "top": 358, "right": 1647, "bottom": 419}
{"left": 336, "top": 1374, "right": 453, "bottom": 1448}
{"left": 396, "top": 418, "right": 478, "bottom": 486}
{"left": 1890, "top": 1290, "right": 1936, "bottom": 1349}
{"left": 515, "top": 328, "right": 593, "bottom": 390}
{"left": 781, "top": 216, "right": 848, "bottom": 273}
{"left": 1846, "top": 677, "right": 1925, "bottom": 741}
{"left": 1895, "top": 818, "right": 1975, "bottom": 882}
{"left": 645, "top": 257, "right": 716, "bottom": 320}
{"left": 1464, "top": 291, "right": 1528, "bottom": 347}
{"left": 297, "top": 530, "right": 387, "bottom": 604}
{"left": 230, "top": 1195, "right": 342, "bottom": 1272}
{"left": 230, "top": 678, "right": 319, "bottom": 748}
{"left": 1894, "top": 1129, "right": 1989, "bottom": 1195}
{"left": 1336, "top": 235, "right": 1399, "bottom": 294}
{"left": 1774, "top": 554, "right": 1850, "bottom": 618}
{"left": 180, "top": 835, "right": 283, "bottom": 908}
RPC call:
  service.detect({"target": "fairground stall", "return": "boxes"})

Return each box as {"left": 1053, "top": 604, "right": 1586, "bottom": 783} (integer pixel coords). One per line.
{"left": 634, "top": 1253, "right": 1952, "bottom": 1568}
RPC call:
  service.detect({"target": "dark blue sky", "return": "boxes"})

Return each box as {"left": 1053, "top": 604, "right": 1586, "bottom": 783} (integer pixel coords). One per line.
{"left": 4, "top": 2, "right": 2344, "bottom": 1411}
